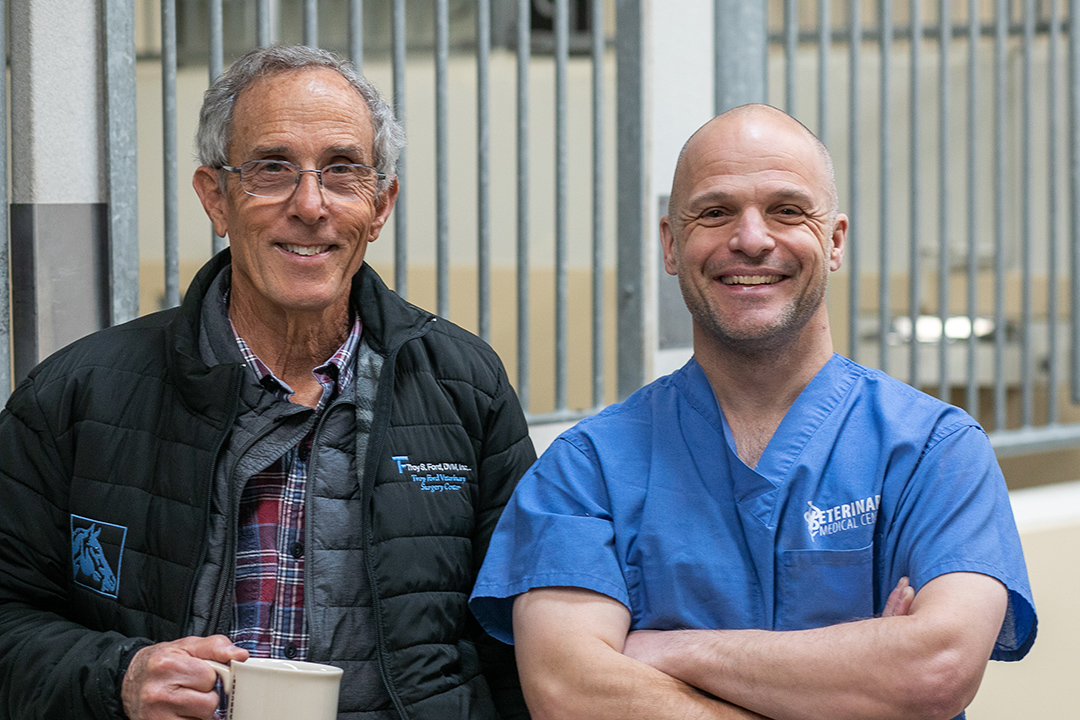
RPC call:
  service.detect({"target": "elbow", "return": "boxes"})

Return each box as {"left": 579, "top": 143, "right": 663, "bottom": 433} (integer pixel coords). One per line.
{"left": 520, "top": 675, "right": 579, "bottom": 720}
{"left": 897, "top": 647, "right": 986, "bottom": 720}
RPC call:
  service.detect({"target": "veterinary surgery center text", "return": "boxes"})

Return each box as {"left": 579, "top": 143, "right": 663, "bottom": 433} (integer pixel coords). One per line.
{"left": 392, "top": 456, "right": 471, "bottom": 492}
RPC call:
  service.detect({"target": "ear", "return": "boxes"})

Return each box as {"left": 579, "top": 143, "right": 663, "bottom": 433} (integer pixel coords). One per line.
{"left": 660, "top": 215, "right": 679, "bottom": 276}
{"left": 193, "top": 166, "right": 230, "bottom": 239}
{"left": 828, "top": 213, "right": 847, "bottom": 272}
{"left": 367, "top": 175, "right": 400, "bottom": 243}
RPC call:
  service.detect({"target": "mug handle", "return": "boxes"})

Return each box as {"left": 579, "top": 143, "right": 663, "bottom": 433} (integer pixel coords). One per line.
{"left": 203, "top": 660, "right": 233, "bottom": 696}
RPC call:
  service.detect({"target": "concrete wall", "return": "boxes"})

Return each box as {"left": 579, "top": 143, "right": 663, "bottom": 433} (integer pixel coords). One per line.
{"left": 968, "top": 480, "right": 1080, "bottom": 718}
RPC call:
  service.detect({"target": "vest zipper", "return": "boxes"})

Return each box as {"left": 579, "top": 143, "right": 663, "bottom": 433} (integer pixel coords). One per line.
{"left": 183, "top": 366, "right": 243, "bottom": 632}
{"left": 364, "top": 317, "right": 436, "bottom": 720}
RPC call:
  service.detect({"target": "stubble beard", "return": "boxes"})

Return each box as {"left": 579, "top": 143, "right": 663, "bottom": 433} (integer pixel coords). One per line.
{"left": 679, "top": 263, "right": 829, "bottom": 357}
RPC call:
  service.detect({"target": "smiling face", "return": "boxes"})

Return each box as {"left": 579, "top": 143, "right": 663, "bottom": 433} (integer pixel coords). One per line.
{"left": 193, "top": 67, "right": 397, "bottom": 326}
{"left": 661, "top": 106, "right": 846, "bottom": 356}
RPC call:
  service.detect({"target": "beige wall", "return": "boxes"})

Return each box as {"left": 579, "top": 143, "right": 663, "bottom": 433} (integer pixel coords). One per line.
{"left": 968, "top": 482, "right": 1080, "bottom": 717}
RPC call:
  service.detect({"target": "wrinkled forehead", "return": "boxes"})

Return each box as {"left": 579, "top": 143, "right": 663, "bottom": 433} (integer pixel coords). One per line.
{"left": 230, "top": 67, "right": 374, "bottom": 148}
{"left": 676, "top": 110, "right": 833, "bottom": 206}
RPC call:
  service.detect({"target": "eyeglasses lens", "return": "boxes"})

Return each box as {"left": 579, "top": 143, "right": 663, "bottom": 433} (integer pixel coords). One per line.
{"left": 240, "top": 160, "right": 376, "bottom": 200}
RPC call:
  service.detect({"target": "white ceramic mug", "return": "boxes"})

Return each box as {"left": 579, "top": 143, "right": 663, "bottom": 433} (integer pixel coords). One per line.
{"left": 204, "top": 657, "right": 343, "bottom": 720}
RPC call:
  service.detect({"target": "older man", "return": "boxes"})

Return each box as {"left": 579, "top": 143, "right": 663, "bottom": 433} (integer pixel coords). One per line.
{"left": 0, "top": 46, "right": 533, "bottom": 720}
{"left": 470, "top": 105, "right": 1036, "bottom": 720}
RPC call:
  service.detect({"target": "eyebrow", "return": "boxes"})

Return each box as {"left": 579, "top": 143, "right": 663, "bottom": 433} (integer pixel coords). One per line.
{"left": 685, "top": 187, "right": 818, "bottom": 209}
{"left": 247, "top": 145, "right": 366, "bottom": 159}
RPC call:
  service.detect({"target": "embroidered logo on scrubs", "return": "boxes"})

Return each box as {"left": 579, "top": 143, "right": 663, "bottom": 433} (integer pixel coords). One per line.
{"left": 392, "top": 455, "right": 473, "bottom": 493}
{"left": 70, "top": 515, "right": 127, "bottom": 597}
{"left": 804, "top": 495, "right": 880, "bottom": 540}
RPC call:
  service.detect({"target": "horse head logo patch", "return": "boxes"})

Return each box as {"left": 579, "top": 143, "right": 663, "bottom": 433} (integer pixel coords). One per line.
{"left": 70, "top": 515, "right": 127, "bottom": 598}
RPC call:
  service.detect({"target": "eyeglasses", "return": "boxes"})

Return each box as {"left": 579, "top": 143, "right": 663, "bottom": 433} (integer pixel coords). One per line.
{"left": 220, "top": 159, "right": 385, "bottom": 201}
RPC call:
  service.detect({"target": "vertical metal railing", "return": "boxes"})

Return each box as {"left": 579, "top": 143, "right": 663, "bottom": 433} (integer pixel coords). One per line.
{"left": 391, "top": 0, "right": 408, "bottom": 298}
{"left": 515, "top": 0, "right": 531, "bottom": 410}
{"left": 966, "top": 0, "right": 980, "bottom": 417}
{"left": 908, "top": 0, "right": 922, "bottom": 388}
{"left": 1049, "top": 0, "right": 1063, "bottom": 425}
{"left": 8, "top": 0, "right": 1080, "bottom": 455}
{"left": 209, "top": 0, "right": 226, "bottom": 256}
{"left": 161, "top": 0, "right": 180, "bottom": 309}
{"left": 105, "top": 0, "right": 139, "bottom": 329}
{"left": 591, "top": 0, "right": 606, "bottom": 409}
{"left": 1021, "top": 0, "right": 1035, "bottom": 428}
{"left": 817, "top": 0, "right": 828, "bottom": 140}
{"left": 476, "top": 0, "right": 491, "bottom": 343}
{"left": 878, "top": 0, "right": 893, "bottom": 375}
{"left": 993, "top": 0, "right": 1007, "bottom": 431}
{"left": 1072, "top": 0, "right": 1080, "bottom": 407}
{"left": 768, "top": 0, "right": 1080, "bottom": 454}
{"left": 434, "top": 0, "right": 450, "bottom": 318}
{"left": 784, "top": 0, "right": 797, "bottom": 111}
{"left": 847, "top": 0, "right": 861, "bottom": 366}
{"left": 349, "top": 0, "right": 364, "bottom": 70}
{"left": 936, "top": 0, "right": 950, "bottom": 402}
{"left": 0, "top": 0, "right": 9, "bottom": 405}
{"left": 554, "top": 0, "right": 569, "bottom": 413}
{"left": 303, "top": 0, "right": 318, "bottom": 47}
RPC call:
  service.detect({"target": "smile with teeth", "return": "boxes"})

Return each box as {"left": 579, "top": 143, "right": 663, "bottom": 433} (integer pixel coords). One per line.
{"left": 721, "top": 274, "right": 783, "bottom": 286}
{"left": 281, "top": 243, "right": 331, "bottom": 256}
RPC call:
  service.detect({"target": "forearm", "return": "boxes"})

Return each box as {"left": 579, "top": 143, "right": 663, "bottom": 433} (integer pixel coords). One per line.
{"left": 625, "top": 573, "right": 1007, "bottom": 720}
{"left": 522, "top": 635, "right": 763, "bottom": 720}
{"left": 513, "top": 588, "right": 766, "bottom": 720}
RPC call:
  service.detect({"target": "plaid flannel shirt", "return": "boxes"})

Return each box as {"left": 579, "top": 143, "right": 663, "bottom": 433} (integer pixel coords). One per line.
{"left": 229, "top": 316, "right": 362, "bottom": 661}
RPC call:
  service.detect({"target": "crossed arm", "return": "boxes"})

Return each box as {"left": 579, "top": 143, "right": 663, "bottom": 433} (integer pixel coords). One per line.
{"left": 512, "top": 572, "right": 1007, "bottom": 720}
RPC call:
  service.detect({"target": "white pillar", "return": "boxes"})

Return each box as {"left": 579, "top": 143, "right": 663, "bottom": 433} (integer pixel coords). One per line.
{"left": 10, "top": 0, "right": 110, "bottom": 380}
{"left": 649, "top": 0, "right": 717, "bottom": 380}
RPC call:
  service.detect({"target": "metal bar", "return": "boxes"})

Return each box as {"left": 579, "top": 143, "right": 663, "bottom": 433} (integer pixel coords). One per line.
{"left": 303, "top": 0, "right": 318, "bottom": 47}
{"left": 714, "top": 0, "right": 767, "bottom": 111}
{"left": 349, "top": 0, "right": 364, "bottom": 71}
{"left": 209, "top": 0, "right": 226, "bottom": 255}
{"left": 847, "top": 0, "right": 861, "bottom": 362}
{"left": 477, "top": 0, "right": 491, "bottom": 342}
{"left": 908, "top": 0, "right": 921, "bottom": 388}
{"left": 591, "top": 0, "right": 605, "bottom": 409}
{"left": 209, "top": 0, "right": 223, "bottom": 79}
{"left": 784, "top": 0, "right": 797, "bottom": 112}
{"left": 967, "top": 0, "right": 980, "bottom": 416}
{"left": 617, "top": 0, "right": 647, "bottom": 398}
{"left": 517, "top": 0, "right": 531, "bottom": 408}
{"left": 879, "top": 0, "right": 893, "bottom": 373}
{"left": 993, "top": 0, "right": 1007, "bottom": 431}
{"left": 937, "top": 0, "right": 951, "bottom": 401}
{"left": 554, "top": 0, "right": 569, "bottom": 411}
{"left": 1072, "top": 0, "right": 1080, "bottom": 404}
{"left": 435, "top": 0, "right": 449, "bottom": 318}
{"left": 1021, "top": 0, "right": 1035, "bottom": 427}
{"left": 392, "top": 0, "right": 408, "bottom": 298}
{"left": 990, "top": 424, "right": 1080, "bottom": 457}
{"left": 1048, "top": 0, "right": 1062, "bottom": 423}
{"left": 818, "top": 0, "right": 829, "bottom": 137}
{"left": 104, "top": 0, "right": 139, "bottom": 330}
{"left": 0, "top": 0, "right": 10, "bottom": 401}
{"left": 162, "top": 0, "right": 179, "bottom": 309}
{"left": 257, "top": 0, "right": 273, "bottom": 46}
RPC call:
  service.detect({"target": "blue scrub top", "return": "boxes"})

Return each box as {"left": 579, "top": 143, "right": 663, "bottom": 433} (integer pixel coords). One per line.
{"left": 471, "top": 355, "right": 1036, "bottom": 664}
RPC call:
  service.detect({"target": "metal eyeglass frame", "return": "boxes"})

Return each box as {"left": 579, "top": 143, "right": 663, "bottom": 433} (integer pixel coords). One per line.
{"left": 219, "top": 159, "right": 386, "bottom": 201}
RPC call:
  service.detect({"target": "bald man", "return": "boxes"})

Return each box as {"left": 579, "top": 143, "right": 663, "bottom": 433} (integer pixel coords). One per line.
{"left": 468, "top": 105, "right": 1036, "bottom": 720}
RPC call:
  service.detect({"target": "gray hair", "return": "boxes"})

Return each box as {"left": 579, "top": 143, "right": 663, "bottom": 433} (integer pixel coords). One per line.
{"left": 196, "top": 44, "right": 406, "bottom": 192}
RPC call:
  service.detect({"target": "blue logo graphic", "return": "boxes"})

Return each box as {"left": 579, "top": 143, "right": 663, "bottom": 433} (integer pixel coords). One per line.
{"left": 70, "top": 515, "right": 127, "bottom": 597}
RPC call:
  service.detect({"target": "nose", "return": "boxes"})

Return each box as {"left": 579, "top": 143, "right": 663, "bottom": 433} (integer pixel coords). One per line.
{"left": 288, "top": 169, "right": 329, "bottom": 224}
{"left": 728, "top": 208, "right": 775, "bottom": 258}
